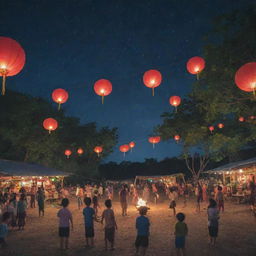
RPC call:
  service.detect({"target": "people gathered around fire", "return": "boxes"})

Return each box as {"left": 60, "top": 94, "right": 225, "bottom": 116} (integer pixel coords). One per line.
{"left": 0, "top": 177, "right": 256, "bottom": 254}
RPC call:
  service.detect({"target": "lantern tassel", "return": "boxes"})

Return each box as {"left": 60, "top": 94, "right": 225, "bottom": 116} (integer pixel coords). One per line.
{"left": 102, "top": 95, "right": 104, "bottom": 104}
{"left": 48, "top": 130, "right": 51, "bottom": 134}
{"left": 253, "top": 88, "right": 255, "bottom": 97}
{"left": 123, "top": 152, "right": 125, "bottom": 158}
{"left": 131, "top": 148, "right": 133, "bottom": 153}
{"left": 175, "top": 106, "right": 177, "bottom": 113}
{"left": 58, "top": 103, "right": 61, "bottom": 111}
{"left": 152, "top": 87, "right": 155, "bottom": 96}
{"left": 2, "top": 74, "right": 6, "bottom": 96}
{"left": 196, "top": 72, "right": 199, "bottom": 80}
{"left": 97, "top": 153, "right": 100, "bottom": 157}
{"left": 153, "top": 143, "right": 155, "bottom": 149}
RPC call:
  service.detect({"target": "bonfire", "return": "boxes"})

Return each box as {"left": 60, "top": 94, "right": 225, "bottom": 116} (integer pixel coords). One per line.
{"left": 136, "top": 198, "right": 150, "bottom": 210}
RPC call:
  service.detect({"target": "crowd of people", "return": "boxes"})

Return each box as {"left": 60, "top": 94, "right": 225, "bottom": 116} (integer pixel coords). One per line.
{"left": 0, "top": 179, "right": 255, "bottom": 255}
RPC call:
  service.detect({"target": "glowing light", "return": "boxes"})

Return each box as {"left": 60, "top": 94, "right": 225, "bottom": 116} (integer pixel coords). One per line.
{"left": 137, "top": 198, "right": 147, "bottom": 208}
{"left": 239, "top": 169, "right": 243, "bottom": 173}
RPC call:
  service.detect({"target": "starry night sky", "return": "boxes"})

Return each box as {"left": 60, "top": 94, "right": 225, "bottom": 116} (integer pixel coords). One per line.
{"left": 0, "top": 0, "right": 253, "bottom": 163}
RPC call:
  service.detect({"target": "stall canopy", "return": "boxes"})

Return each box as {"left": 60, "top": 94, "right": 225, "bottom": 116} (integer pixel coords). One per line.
{"left": 135, "top": 173, "right": 184, "bottom": 183}
{"left": 0, "top": 159, "right": 68, "bottom": 177}
{"left": 204, "top": 157, "right": 256, "bottom": 174}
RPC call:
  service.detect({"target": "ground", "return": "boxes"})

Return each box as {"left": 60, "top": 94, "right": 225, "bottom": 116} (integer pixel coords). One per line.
{"left": 2, "top": 197, "right": 256, "bottom": 256}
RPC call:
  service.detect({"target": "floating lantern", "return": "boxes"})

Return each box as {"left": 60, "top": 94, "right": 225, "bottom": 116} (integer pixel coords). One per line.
{"left": 169, "top": 96, "right": 181, "bottom": 112}
{"left": 94, "top": 79, "right": 112, "bottom": 104}
{"left": 94, "top": 146, "right": 103, "bottom": 157}
{"left": 143, "top": 69, "right": 162, "bottom": 96}
{"left": 235, "top": 62, "right": 256, "bottom": 94}
{"left": 77, "top": 148, "right": 83, "bottom": 155}
{"left": 0, "top": 37, "right": 26, "bottom": 95}
{"left": 119, "top": 144, "right": 130, "bottom": 157}
{"left": 129, "top": 141, "right": 135, "bottom": 152}
{"left": 208, "top": 126, "right": 214, "bottom": 133}
{"left": 43, "top": 118, "right": 58, "bottom": 134}
{"left": 218, "top": 123, "right": 224, "bottom": 129}
{"left": 65, "top": 149, "right": 72, "bottom": 159}
{"left": 174, "top": 135, "right": 180, "bottom": 143}
{"left": 148, "top": 136, "right": 161, "bottom": 148}
{"left": 52, "top": 88, "right": 69, "bottom": 110}
{"left": 239, "top": 116, "right": 245, "bottom": 122}
{"left": 186, "top": 56, "right": 205, "bottom": 80}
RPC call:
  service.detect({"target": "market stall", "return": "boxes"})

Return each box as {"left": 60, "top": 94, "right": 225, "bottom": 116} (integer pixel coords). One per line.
{"left": 204, "top": 157, "right": 256, "bottom": 202}
{"left": 0, "top": 159, "right": 69, "bottom": 201}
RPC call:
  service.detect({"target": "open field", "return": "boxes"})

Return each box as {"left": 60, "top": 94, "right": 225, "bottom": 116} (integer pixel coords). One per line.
{"left": 2, "top": 197, "right": 256, "bottom": 256}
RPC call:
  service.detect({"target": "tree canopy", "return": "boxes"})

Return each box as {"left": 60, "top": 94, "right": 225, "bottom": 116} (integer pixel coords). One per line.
{"left": 0, "top": 90, "right": 118, "bottom": 177}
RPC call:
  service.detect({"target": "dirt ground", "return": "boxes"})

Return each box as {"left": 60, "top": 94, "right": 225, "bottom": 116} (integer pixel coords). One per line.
{"left": 2, "top": 197, "right": 256, "bottom": 256}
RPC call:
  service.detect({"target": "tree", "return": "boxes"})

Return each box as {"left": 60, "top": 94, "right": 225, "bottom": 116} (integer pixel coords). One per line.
{"left": 157, "top": 5, "right": 256, "bottom": 181}
{"left": 0, "top": 90, "right": 118, "bottom": 177}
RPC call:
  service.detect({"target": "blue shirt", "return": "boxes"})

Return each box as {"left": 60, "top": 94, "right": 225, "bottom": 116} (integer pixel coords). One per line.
{"left": 136, "top": 216, "right": 150, "bottom": 236}
{"left": 0, "top": 223, "right": 8, "bottom": 238}
{"left": 83, "top": 207, "right": 95, "bottom": 227}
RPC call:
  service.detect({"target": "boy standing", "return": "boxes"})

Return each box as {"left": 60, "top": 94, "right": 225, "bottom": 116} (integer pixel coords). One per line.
{"left": 0, "top": 212, "right": 10, "bottom": 248}
{"left": 174, "top": 212, "right": 188, "bottom": 256}
{"left": 83, "top": 197, "right": 96, "bottom": 247}
{"left": 57, "top": 198, "right": 73, "bottom": 250}
{"left": 135, "top": 207, "right": 150, "bottom": 256}
{"left": 101, "top": 199, "right": 118, "bottom": 250}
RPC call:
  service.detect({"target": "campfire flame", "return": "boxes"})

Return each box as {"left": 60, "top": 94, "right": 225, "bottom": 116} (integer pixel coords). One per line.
{"left": 137, "top": 198, "right": 147, "bottom": 207}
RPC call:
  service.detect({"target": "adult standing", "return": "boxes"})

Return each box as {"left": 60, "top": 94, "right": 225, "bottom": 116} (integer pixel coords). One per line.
{"left": 119, "top": 185, "right": 128, "bottom": 216}
{"left": 17, "top": 194, "right": 27, "bottom": 230}
{"left": 37, "top": 187, "right": 45, "bottom": 217}
{"left": 30, "top": 185, "right": 36, "bottom": 208}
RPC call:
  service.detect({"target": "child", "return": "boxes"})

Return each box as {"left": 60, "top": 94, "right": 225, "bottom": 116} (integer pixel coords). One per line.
{"left": 0, "top": 212, "right": 10, "bottom": 248}
{"left": 215, "top": 186, "right": 224, "bottom": 213}
{"left": 169, "top": 188, "right": 177, "bottom": 216}
{"left": 101, "top": 199, "right": 117, "bottom": 251}
{"left": 17, "top": 194, "right": 27, "bottom": 230}
{"left": 83, "top": 197, "right": 96, "bottom": 247}
{"left": 174, "top": 212, "right": 188, "bottom": 256}
{"left": 57, "top": 198, "right": 73, "bottom": 250}
{"left": 135, "top": 206, "right": 150, "bottom": 256}
{"left": 207, "top": 199, "right": 219, "bottom": 246}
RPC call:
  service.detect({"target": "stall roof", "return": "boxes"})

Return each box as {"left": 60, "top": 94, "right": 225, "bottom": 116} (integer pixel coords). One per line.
{"left": 204, "top": 157, "right": 256, "bottom": 173}
{"left": 135, "top": 173, "right": 184, "bottom": 181}
{"left": 0, "top": 159, "right": 69, "bottom": 177}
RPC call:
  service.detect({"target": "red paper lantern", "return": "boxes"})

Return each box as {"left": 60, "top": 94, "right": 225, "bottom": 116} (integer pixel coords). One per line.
{"left": 43, "top": 118, "right": 58, "bottom": 134}
{"left": 143, "top": 69, "right": 162, "bottom": 96}
{"left": 52, "top": 88, "right": 69, "bottom": 110}
{"left": 119, "top": 144, "right": 130, "bottom": 157}
{"left": 77, "top": 148, "right": 83, "bottom": 155}
{"left": 235, "top": 62, "right": 256, "bottom": 94}
{"left": 129, "top": 141, "right": 135, "bottom": 152}
{"left": 94, "top": 146, "right": 103, "bottom": 157}
{"left": 65, "top": 149, "right": 72, "bottom": 159}
{"left": 209, "top": 126, "right": 214, "bottom": 133}
{"left": 218, "top": 123, "right": 224, "bottom": 129}
{"left": 250, "top": 115, "right": 255, "bottom": 120}
{"left": 174, "top": 135, "right": 180, "bottom": 142}
{"left": 94, "top": 79, "right": 112, "bottom": 104}
{"left": 169, "top": 96, "right": 181, "bottom": 112}
{"left": 0, "top": 37, "right": 26, "bottom": 95}
{"left": 239, "top": 116, "right": 245, "bottom": 122}
{"left": 186, "top": 56, "right": 205, "bottom": 80}
{"left": 148, "top": 136, "right": 161, "bottom": 148}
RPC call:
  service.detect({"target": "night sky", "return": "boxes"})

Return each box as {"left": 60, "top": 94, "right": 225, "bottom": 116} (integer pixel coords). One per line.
{"left": 0, "top": 0, "right": 253, "bottom": 163}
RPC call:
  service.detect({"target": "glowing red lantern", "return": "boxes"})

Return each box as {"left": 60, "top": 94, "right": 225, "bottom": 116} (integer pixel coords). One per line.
{"left": 186, "top": 56, "right": 205, "bottom": 80}
{"left": 43, "top": 118, "right": 58, "bottom": 134}
{"left": 169, "top": 96, "right": 181, "bottom": 112}
{"left": 94, "top": 79, "right": 112, "bottom": 104}
{"left": 250, "top": 116, "right": 255, "bottom": 120}
{"left": 218, "top": 123, "right": 224, "bottom": 129}
{"left": 94, "top": 146, "right": 103, "bottom": 157}
{"left": 65, "top": 149, "right": 72, "bottom": 159}
{"left": 143, "top": 69, "right": 162, "bottom": 96}
{"left": 148, "top": 136, "right": 161, "bottom": 148}
{"left": 235, "top": 62, "right": 256, "bottom": 94}
{"left": 129, "top": 141, "right": 135, "bottom": 152}
{"left": 77, "top": 148, "right": 83, "bottom": 155}
{"left": 239, "top": 116, "right": 245, "bottom": 122}
{"left": 209, "top": 126, "right": 214, "bottom": 133}
{"left": 119, "top": 144, "right": 130, "bottom": 157}
{"left": 174, "top": 135, "right": 180, "bottom": 143}
{"left": 0, "top": 37, "right": 26, "bottom": 95}
{"left": 52, "top": 88, "right": 69, "bottom": 110}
